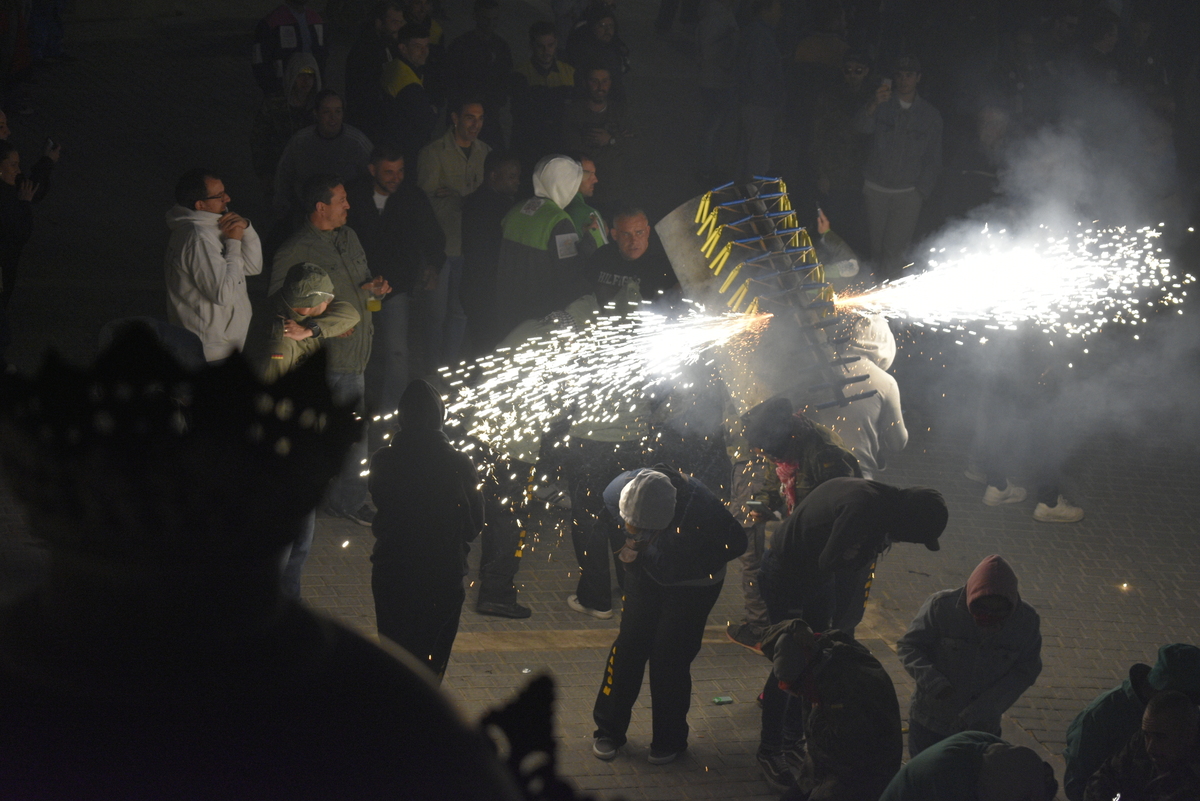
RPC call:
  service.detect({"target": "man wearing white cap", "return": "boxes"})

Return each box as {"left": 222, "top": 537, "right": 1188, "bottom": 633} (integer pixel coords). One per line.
{"left": 590, "top": 466, "right": 746, "bottom": 766}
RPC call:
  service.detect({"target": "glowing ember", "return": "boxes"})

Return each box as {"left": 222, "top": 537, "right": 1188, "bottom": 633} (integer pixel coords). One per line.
{"left": 836, "top": 223, "right": 1193, "bottom": 339}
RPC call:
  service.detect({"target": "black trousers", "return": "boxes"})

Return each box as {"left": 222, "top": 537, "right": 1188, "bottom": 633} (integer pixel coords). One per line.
{"left": 592, "top": 562, "right": 723, "bottom": 753}
{"left": 372, "top": 566, "right": 464, "bottom": 683}
{"left": 565, "top": 439, "right": 642, "bottom": 612}
{"left": 478, "top": 459, "right": 533, "bottom": 605}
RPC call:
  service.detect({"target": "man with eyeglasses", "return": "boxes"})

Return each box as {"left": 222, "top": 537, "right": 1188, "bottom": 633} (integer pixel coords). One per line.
{"left": 165, "top": 168, "right": 263, "bottom": 363}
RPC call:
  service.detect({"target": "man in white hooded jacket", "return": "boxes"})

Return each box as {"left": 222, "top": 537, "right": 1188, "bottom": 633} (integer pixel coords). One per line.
{"left": 165, "top": 169, "right": 263, "bottom": 362}
{"left": 494, "top": 155, "right": 593, "bottom": 336}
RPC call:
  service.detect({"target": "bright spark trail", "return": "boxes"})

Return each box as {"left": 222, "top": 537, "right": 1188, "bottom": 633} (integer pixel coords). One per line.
{"left": 441, "top": 307, "right": 769, "bottom": 459}
{"left": 836, "top": 223, "right": 1194, "bottom": 341}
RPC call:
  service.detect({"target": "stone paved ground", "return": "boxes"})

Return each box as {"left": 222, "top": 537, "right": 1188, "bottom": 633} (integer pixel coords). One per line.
{"left": 2, "top": 0, "right": 1200, "bottom": 799}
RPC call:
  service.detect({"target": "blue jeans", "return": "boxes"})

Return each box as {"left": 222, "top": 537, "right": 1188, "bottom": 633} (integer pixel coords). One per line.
{"left": 422, "top": 257, "right": 467, "bottom": 373}
{"left": 280, "top": 509, "right": 316, "bottom": 598}
{"left": 326, "top": 371, "right": 369, "bottom": 514}
{"left": 374, "top": 291, "right": 410, "bottom": 415}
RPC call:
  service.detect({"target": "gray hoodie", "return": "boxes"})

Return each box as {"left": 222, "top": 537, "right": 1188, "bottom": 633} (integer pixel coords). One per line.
{"left": 805, "top": 314, "right": 907, "bottom": 477}
{"left": 164, "top": 205, "right": 263, "bottom": 361}
{"left": 898, "top": 555, "right": 1043, "bottom": 736}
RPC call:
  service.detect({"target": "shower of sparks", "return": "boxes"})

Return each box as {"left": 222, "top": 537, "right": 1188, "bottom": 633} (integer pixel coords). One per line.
{"left": 836, "top": 223, "right": 1193, "bottom": 340}
{"left": 442, "top": 306, "right": 770, "bottom": 459}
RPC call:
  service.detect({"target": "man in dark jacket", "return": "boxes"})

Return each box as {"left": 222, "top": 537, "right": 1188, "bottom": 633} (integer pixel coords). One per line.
{"left": 1084, "top": 690, "right": 1200, "bottom": 801}
{"left": 509, "top": 21, "right": 575, "bottom": 167}
{"left": 591, "top": 466, "right": 746, "bottom": 765}
{"left": 1064, "top": 644, "right": 1200, "bottom": 801}
{"left": 381, "top": 23, "right": 437, "bottom": 172}
{"left": 756, "top": 476, "right": 947, "bottom": 788}
{"left": 759, "top": 618, "right": 902, "bottom": 800}
{"left": 584, "top": 205, "right": 675, "bottom": 313}
{"left": 343, "top": 0, "right": 404, "bottom": 141}
{"left": 368, "top": 379, "right": 484, "bottom": 682}
{"left": 347, "top": 145, "right": 445, "bottom": 414}
{"left": 243, "top": 262, "right": 360, "bottom": 598}
{"left": 461, "top": 150, "right": 520, "bottom": 355}
{"left": 445, "top": 0, "right": 512, "bottom": 149}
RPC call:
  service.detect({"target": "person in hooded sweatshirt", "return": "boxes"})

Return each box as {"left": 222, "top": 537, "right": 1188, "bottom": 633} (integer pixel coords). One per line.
{"left": 590, "top": 467, "right": 746, "bottom": 765}
{"left": 368, "top": 379, "right": 484, "bottom": 681}
{"left": 493, "top": 154, "right": 593, "bottom": 336}
{"left": 165, "top": 168, "right": 263, "bottom": 363}
{"left": 804, "top": 313, "right": 907, "bottom": 480}
{"left": 898, "top": 554, "right": 1043, "bottom": 757}
{"left": 755, "top": 476, "right": 948, "bottom": 789}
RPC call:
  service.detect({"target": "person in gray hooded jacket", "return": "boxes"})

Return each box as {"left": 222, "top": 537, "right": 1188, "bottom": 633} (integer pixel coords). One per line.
{"left": 898, "top": 554, "right": 1042, "bottom": 757}
{"left": 805, "top": 312, "right": 907, "bottom": 479}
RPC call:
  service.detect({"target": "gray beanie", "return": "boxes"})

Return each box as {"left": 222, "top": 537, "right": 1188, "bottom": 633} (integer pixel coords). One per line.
{"left": 619, "top": 470, "right": 677, "bottom": 531}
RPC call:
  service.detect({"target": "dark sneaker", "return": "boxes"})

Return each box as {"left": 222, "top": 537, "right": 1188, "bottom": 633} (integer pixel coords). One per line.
{"left": 648, "top": 746, "right": 684, "bottom": 765}
{"left": 726, "top": 622, "right": 765, "bottom": 653}
{"left": 476, "top": 601, "right": 532, "bottom": 619}
{"left": 592, "top": 737, "right": 619, "bottom": 760}
{"left": 756, "top": 749, "right": 797, "bottom": 791}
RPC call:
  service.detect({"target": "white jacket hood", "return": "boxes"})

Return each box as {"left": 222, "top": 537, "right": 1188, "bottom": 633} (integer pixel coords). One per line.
{"left": 532, "top": 155, "right": 583, "bottom": 211}
{"left": 165, "top": 204, "right": 221, "bottom": 231}
{"left": 841, "top": 313, "right": 896, "bottom": 370}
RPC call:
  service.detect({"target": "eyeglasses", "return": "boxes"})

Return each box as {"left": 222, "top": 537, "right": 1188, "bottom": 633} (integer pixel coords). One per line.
{"left": 202, "top": 192, "right": 230, "bottom": 201}
{"left": 844, "top": 66, "right": 867, "bottom": 75}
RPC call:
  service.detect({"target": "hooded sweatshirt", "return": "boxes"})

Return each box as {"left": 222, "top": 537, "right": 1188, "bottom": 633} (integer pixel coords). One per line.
{"left": 494, "top": 156, "right": 590, "bottom": 336}
{"left": 368, "top": 380, "right": 484, "bottom": 591}
{"left": 807, "top": 313, "right": 908, "bottom": 478}
{"left": 164, "top": 205, "right": 263, "bottom": 362}
{"left": 898, "top": 554, "right": 1042, "bottom": 736}
{"left": 766, "top": 477, "right": 946, "bottom": 592}
{"left": 243, "top": 263, "right": 360, "bottom": 383}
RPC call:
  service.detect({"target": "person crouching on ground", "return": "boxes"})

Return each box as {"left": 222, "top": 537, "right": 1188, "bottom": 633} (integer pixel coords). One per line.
{"left": 591, "top": 466, "right": 746, "bottom": 765}
{"left": 368, "top": 379, "right": 484, "bottom": 682}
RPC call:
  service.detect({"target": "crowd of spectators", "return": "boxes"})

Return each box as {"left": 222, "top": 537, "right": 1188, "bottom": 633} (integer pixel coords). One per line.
{"left": 1, "top": 0, "right": 1198, "bottom": 797}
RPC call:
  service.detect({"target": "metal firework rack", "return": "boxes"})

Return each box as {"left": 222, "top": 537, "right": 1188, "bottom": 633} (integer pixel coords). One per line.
{"left": 691, "top": 178, "right": 876, "bottom": 411}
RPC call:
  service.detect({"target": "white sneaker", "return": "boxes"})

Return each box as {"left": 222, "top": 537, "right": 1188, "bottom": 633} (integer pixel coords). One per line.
{"left": 1034, "top": 496, "right": 1084, "bottom": 523}
{"left": 983, "top": 483, "right": 1027, "bottom": 506}
{"left": 963, "top": 464, "right": 986, "bottom": 483}
{"left": 568, "top": 594, "right": 614, "bottom": 620}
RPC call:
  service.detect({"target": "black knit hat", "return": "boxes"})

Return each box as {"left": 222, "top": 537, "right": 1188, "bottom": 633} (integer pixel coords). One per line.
{"left": 741, "top": 396, "right": 797, "bottom": 458}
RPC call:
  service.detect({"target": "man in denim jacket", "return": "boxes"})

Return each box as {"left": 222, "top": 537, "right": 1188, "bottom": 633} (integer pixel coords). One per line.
{"left": 898, "top": 554, "right": 1042, "bottom": 757}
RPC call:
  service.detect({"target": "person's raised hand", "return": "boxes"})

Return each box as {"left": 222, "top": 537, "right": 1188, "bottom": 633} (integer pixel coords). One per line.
{"left": 16, "top": 178, "right": 37, "bottom": 202}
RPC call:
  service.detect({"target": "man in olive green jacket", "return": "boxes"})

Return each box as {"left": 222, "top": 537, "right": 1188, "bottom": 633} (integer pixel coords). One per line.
{"left": 271, "top": 173, "right": 391, "bottom": 526}
{"left": 245, "top": 260, "right": 361, "bottom": 597}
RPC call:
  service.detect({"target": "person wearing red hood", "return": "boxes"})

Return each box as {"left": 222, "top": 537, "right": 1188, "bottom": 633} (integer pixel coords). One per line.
{"left": 898, "top": 554, "right": 1043, "bottom": 757}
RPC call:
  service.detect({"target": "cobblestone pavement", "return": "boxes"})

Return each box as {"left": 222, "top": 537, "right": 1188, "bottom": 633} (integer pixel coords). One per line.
{"left": 2, "top": 1, "right": 1200, "bottom": 799}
